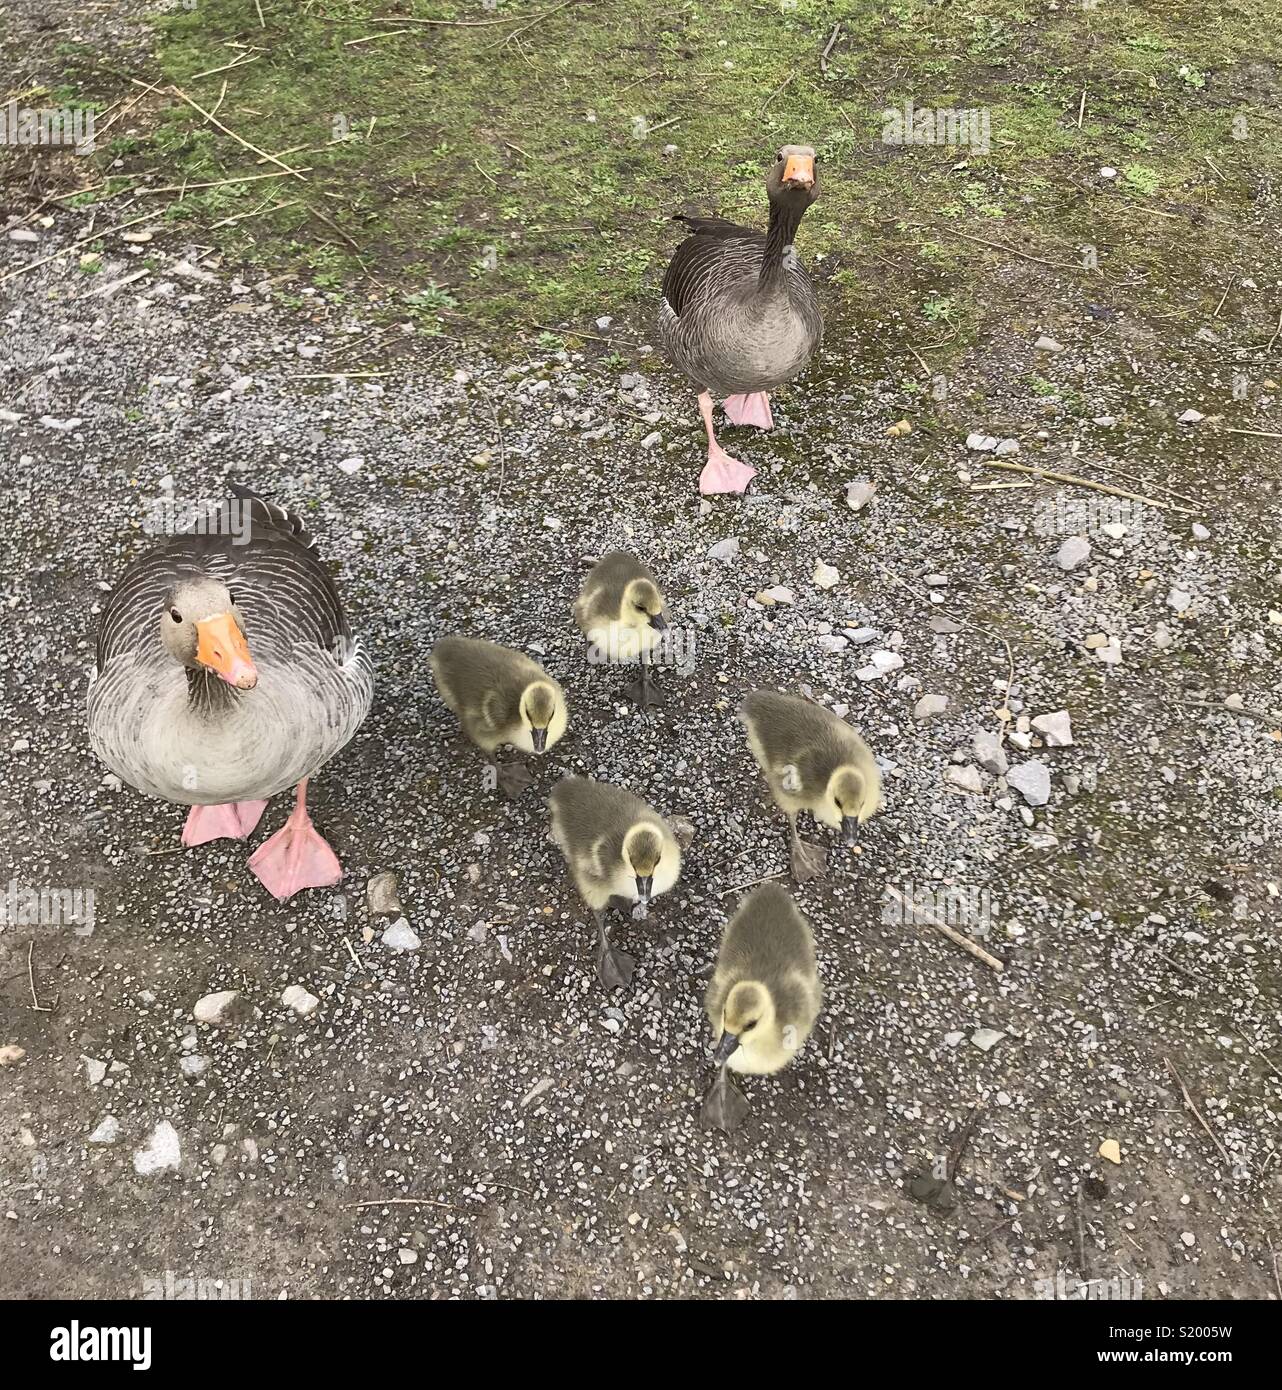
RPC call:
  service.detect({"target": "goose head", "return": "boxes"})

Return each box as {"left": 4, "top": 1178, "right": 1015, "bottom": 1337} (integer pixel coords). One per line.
{"left": 766, "top": 144, "right": 819, "bottom": 209}
{"left": 518, "top": 679, "right": 565, "bottom": 754}
{"left": 622, "top": 822, "right": 665, "bottom": 903}
{"left": 824, "top": 763, "right": 881, "bottom": 843}
{"left": 714, "top": 980, "right": 779, "bottom": 1065}
{"left": 160, "top": 577, "right": 257, "bottom": 690}
{"left": 621, "top": 575, "right": 668, "bottom": 636}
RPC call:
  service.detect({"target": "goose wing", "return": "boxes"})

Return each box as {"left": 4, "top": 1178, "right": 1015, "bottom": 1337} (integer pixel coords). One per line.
{"left": 661, "top": 213, "right": 764, "bottom": 318}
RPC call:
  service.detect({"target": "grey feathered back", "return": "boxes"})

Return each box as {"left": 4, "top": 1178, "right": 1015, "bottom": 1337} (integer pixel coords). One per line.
{"left": 548, "top": 776, "right": 667, "bottom": 867}
{"left": 574, "top": 551, "right": 660, "bottom": 630}
{"left": 429, "top": 636, "right": 551, "bottom": 745}
{"left": 740, "top": 689, "right": 874, "bottom": 789}
{"left": 705, "top": 882, "right": 819, "bottom": 1028}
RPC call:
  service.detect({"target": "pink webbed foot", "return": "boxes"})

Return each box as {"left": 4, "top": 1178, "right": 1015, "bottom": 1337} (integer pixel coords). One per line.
{"left": 247, "top": 782, "right": 342, "bottom": 902}
{"left": 699, "top": 442, "right": 757, "bottom": 495}
{"left": 721, "top": 392, "right": 773, "bottom": 429}
{"left": 182, "top": 800, "right": 268, "bottom": 847}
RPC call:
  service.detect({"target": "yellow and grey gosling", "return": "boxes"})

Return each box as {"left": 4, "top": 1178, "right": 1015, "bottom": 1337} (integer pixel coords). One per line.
{"left": 429, "top": 635, "right": 568, "bottom": 798}
{"left": 573, "top": 551, "right": 669, "bottom": 708}
{"left": 701, "top": 881, "right": 822, "bottom": 1133}
{"left": 739, "top": 688, "right": 882, "bottom": 882}
{"left": 549, "top": 775, "right": 681, "bottom": 989}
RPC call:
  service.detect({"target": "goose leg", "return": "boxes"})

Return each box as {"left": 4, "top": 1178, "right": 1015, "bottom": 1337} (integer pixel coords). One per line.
{"left": 721, "top": 392, "right": 773, "bottom": 429}
{"left": 623, "top": 658, "right": 662, "bottom": 708}
{"left": 181, "top": 799, "right": 268, "bottom": 847}
{"left": 787, "top": 810, "right": 828, "bottom": 883}
{"left": 495, "top": 757, "right": 534, "bottom": 799}
{"left": 701, "top": 1064, "right": 750, "bottom": 1132}
{"left": 592, "top": 907, "right": 636, "bottom": 990}
{"left": 697, "top": 391, "right": 756, "bottom": 495}
{"left": 247, "top": 778, "right": 343, "bottom": 902}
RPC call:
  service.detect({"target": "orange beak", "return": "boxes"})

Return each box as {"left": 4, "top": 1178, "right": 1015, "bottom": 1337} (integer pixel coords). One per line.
{"left": 195, "top": 613, "right": 257, "bottom": 690}
{"left": 782, "top": 153, "right": 815, "bottom": 189}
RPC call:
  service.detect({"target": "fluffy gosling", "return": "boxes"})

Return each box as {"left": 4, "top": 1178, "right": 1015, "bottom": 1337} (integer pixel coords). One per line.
{"left": 574, "top": 551, "right": 669, "bottom": 707}
{"left": 549, "top": 775, "right": 681, "bottom": 988}
{"left": 702, "top": 881, "right": 822, "bottom": 1133}
{"left": 429, "top": 635, "right": 568, "bottom": 798}
{"left": 739, "top": 688, "right": 882, "bottom": 882}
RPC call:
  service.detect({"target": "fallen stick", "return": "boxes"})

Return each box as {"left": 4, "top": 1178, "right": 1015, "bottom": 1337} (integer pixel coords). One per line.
{"left": 343, "top": 1197, "right": 452, "bottom": 1210}
{"left": 1165, "top": 1056, "right": 1234, "bottom": 1170}
{"left": 952, "top": 229, "right": 1085, "bottom": 272}
{"left": 885, "top": 886, "right": 1005, "bottom": 973}
{"left": 166, "top": 83, "right": 307, "bottom": 181}
{"left": 0, "top": 209, "right": 161, "bottom": 285}
{"left": 1223, "top": 426, "right": 1282, "bottom": 441}
{"left": 138, "top": 168, "right": 311, "bottom": 195}
{"left": 718, "top": 871, "right": 786, "bottom": 897}
{"left": 345, "top": 30, "right": 411, "bottom": 46}
{"left": 983, "top": 458, "right": 1195, "bottom": 514}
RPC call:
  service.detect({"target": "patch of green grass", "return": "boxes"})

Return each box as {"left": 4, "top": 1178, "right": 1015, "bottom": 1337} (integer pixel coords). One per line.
{"left": 24, "top": 0, "right": 1275, "bottom": 353}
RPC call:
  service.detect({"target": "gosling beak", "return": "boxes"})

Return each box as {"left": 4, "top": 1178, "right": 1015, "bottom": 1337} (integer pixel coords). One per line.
{"left": 635, "top": 874, "right": 653, "bottom": 903}
{"left": 649, "top": 611, "right": 668, "bottom": 632}
{"left": 714, "top": 1032, "right": 740, "bottom": 1066}
{"left": 531, "top": 726, "right": 548, "bottom": 754}
{"left": 841, "top": 815, "right": 860, "bottom": 847}
{"left": 195, "top": 613, "right": 257, "bottom": 690}
{"left": 782, "top": 152, "right": 815, "bottom": 189}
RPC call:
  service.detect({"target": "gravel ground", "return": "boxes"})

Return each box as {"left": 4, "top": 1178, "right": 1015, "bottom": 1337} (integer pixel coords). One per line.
{"left": 1, "top": 192, "right": 1280, "bottom": 1301}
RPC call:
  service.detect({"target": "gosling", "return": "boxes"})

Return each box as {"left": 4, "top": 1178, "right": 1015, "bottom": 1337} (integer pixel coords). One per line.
{"left": 574, "top": 551, "right": 669, "bottom": 707}
{"left": 740, "top": 688, "right": 882, "bottom": 882}
{"left": 429, "top": 635, "right": 568, "bottom": 798}
{"left": 549, "top": 775, "right": 681, "bottom": 988}
{"left": 702, "top": 881, "right": 822, "bottom": 1133}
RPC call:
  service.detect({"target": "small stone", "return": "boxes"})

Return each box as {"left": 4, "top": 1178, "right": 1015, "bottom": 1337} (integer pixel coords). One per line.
{"left": 83, "top": 1056, "right": 108, "bottom": 1085}
{"left": 193, "top": 990, "right": 250, "bottom": 1028}
{"left": 1100, "top": 522, "right": 1126, "bottom": 540}
{"left": 1167, "top": 587, "right": 1192, "bottom": 612}
{"left": 707, "top": 537, "right": 740, "bottom": 563}
{"left": 366, "top": 871, "right": 403, "bottom": 916}
{"left": 994, "top": 438, "right": 1020, "bottom": 456}
{"left": 759, "top": 585, "right": 794, "bottom": 605}
{"left": 7, "top": 226, "right": 39, "bottom": 243}
{"left": 1007, "top": 760, "right": 1051, "bottom": 807}
{"left": 1180, "top": 1232, "right": 1196, "bottom": 1248}
{"left": 913, "top": 693, "right": 948, "bottom": 722}
{"left": 945, "top": 766, "right": 984, "bottom": 794}
{"left": 970, "top": 1028, "right": 1007, "bottom": 1052}
{"left": 336, "top": 456, "right": 364, "bottom": 475}
{"left": 923, "top": 573, "right": 948, "bottom": 588}
{"left": 640, "top": 431, "right": 662, "bottom": 449}
{"left": 812, "top": 561, "right": 840, "bottom": 590}
{"left": 1098, "top": 1139, "right": 1122, "bottom": 1165}
{"left": 966, "top": 432, "right": 998, "bottom": 452}
{"left": 1100, "top": 166, "right": 1117, "bottom": 179}
{"left": 1096, "top": 642, "right": 1123, "bottom": 665}
{"left": 1034, "top": 335, "right": 1063, "bottom": 353}
{"left": 382, "top": 918, "right": 421, "bottom": 952}
{"left": 1031, "top": 710, "right": 1073, "bottom": 747}
{"left": 88, "top": 1116, "right": 119, "bottom": 1145}
{"left": 398, "top": 1248, "right": 419, "bottom": 1265}
{"left": 844, "top": 480, "right": 876, "bottom": 512}
{"left": 1177, "top": 409, "right": 1203, "bottom": 424}
{"left": 973, "top": 730, "right": 1008, "bottom": 776}
{"left": 282, "top": 984, "right": 320, "bottom": 1017}
{"left": 929, "top": 616, "right": 961, "bottom": 635}
{"left": 180, "top": 1054, "right": 209, "bottom": 1078}
{"left": 0, "top": 1045, "right": 26, "bottom": 1066}
{"left": 1084, "top": 632, "right": 1109, "bottom": 649}
{"left": 816, "top": 635, "right": 849, "bottom": 654}
{"left": 133, "top": 1121, "right": 181, "bottom": 1176}
{"left": 1191, "top": 523, "right": 1210, "bottom": 541}
{"left": 1056, "top": 536, "right": 1091, "bottom": 571}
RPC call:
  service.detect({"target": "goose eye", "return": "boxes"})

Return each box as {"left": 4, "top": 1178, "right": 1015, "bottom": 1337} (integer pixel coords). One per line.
{"left": 170, "top": 608, "right": 183, "bottom": 624}
{"left": 774, "top": 149, "right": 783, "bottom": 163}
{"left": 742, "top": 1019, "right": 758, "bottom": 1032}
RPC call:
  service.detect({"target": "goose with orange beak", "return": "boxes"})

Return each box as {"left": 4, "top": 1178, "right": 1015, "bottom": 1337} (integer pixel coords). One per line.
{"left": 88, "top": 482, "right": 373, "bottom": 901}
{"left": 658, "top": 143, "right": 823, "bottom": 495}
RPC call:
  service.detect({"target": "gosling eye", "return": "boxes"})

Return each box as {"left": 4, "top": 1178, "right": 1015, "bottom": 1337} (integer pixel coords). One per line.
{"left": 742, "top": 1019, "right": 758, "bottom": 1033}
{"left": 169, "top": 608, "right": 183, "bottom": 624}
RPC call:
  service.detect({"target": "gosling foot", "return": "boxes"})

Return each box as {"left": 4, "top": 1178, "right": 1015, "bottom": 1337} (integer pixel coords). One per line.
{"left": 181, "top": 799, "right": 268, "bottom": 847}
{"left": 495, "top": 761, "right": 534, "bottom": 799}
{"left": 721, "top": 392, "right": 773, "bottom": 429}
{"left": 701, "top": 1066, "right": 750, "bottom": 1133}
{"left": 594, "top": 911, "right": 636, "bottom": 989}
{"left": 699, "top": 442, "right": 756, "bottom": 496}
{"left": 790, "top": 836, "right": 829, "bottom": 884}
{"left": 247, "top": 781, "right": 342, "bottom": 902}
{"left": 623, "top": 667, "right": 662, "bottom": 708}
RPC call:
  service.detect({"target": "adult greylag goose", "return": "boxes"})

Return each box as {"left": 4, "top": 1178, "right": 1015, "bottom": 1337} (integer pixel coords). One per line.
{"left": 87, "top": 482, "right": 374, "bottom": 901}
{"left": 658, "top": 144, "right": 822, "bottom": 495}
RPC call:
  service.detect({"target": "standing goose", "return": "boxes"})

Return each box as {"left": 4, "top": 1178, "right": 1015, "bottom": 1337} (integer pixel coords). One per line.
{"left": 658, "top": 144, "right": 822, "bottom": 496}
{"left": 88, "top": 482, "right": 373, "bottom": 901}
